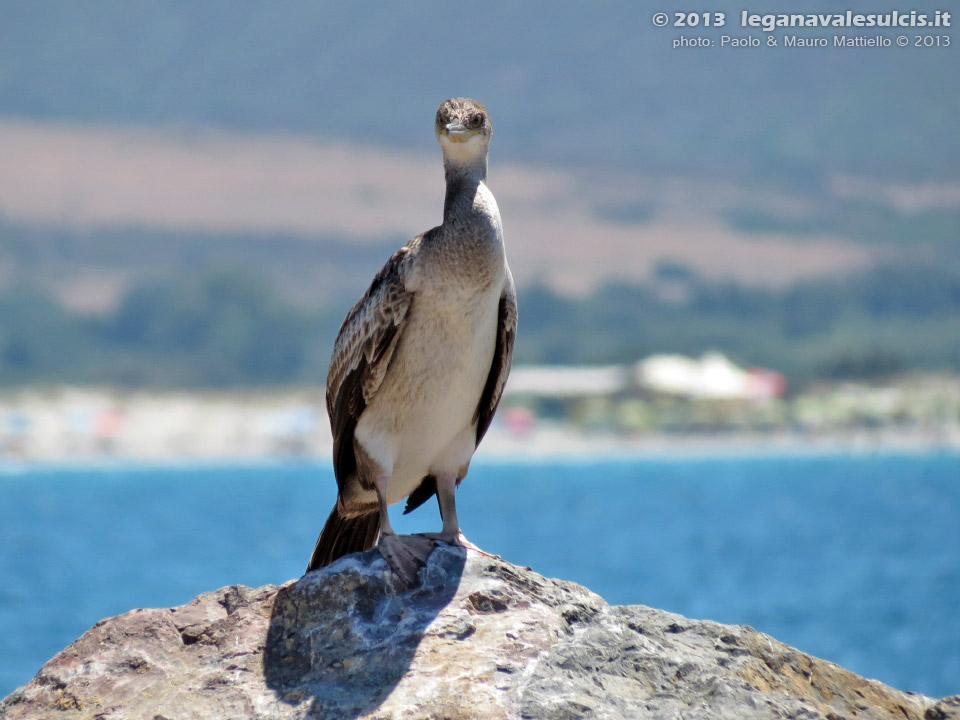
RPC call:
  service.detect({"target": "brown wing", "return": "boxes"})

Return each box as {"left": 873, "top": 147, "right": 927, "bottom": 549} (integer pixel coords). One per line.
{"left": 326, "top": 244, "right": 415, "bottom": 497}
{"left": 474, "top": 267, "right": 518, "bottom": 445}
{"left": 403, "top": 268, "right": 517, "bottom": 515}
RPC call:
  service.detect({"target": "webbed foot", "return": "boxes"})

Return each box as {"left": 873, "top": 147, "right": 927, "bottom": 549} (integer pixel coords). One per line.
{"left": 377, "top": 532, "right": 437, "bottom": 587}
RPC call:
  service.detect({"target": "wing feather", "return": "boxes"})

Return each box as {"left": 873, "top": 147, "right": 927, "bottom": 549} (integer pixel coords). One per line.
{"left": 474, "top": 268, "right": 518, "bottom": 445}
{"left": 326, "top": 244, "right": 416, "bottom": 493}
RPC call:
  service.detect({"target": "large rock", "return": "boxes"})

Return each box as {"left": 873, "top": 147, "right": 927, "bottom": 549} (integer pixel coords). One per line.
{"left": 2, "top": 546, "right": 956, "bottom": 719}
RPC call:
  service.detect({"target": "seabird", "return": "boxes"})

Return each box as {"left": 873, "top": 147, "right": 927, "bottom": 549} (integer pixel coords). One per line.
{"left": 306, "top": 98, "right": 517, "bottom": 583}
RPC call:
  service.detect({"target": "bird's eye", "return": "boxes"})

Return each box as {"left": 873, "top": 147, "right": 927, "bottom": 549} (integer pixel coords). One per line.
{"left": 468, "top": 113, "right": 484, "bottom": 129}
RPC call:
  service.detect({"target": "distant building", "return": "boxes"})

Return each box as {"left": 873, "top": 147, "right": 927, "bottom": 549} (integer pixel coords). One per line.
{"left": 505, "top": 365, "right": 629, "bottom": 399}
{"left": 501, "top": 353, "right": 786, "bottom": 433}
{"left": 505, "top": 353, "right": 785, "bottom": 403}
{"left": 636, "top": 352, "right": 786, "bottom": 401}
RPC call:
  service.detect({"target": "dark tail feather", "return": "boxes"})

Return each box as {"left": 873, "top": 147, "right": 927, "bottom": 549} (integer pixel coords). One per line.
{"left": 305, "top": 506, "right": 380, "bottom": 574}
{"left": 403, "top": 475, "right": 437, "bottom": 515}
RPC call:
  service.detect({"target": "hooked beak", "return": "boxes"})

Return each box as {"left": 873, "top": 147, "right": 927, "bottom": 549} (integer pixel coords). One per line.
{"left": 445, "top": 120, "right": 475, "bottom": 143}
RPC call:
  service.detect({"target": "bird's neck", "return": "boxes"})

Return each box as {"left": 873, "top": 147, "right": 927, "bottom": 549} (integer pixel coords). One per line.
{"left": 442, "top": 158, "right": 489, "bottom": 224}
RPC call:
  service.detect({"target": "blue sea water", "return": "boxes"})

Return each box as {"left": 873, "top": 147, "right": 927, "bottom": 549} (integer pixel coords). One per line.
{"left": 1, "top": 451, "right": 958, "bottom": 700}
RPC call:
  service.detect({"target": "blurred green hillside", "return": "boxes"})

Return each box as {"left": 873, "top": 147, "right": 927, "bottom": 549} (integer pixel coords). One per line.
{"left": 2, "top": 261, "right": 959, "bottom": 389}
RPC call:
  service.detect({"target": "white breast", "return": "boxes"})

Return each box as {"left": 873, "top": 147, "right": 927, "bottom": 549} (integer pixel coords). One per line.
{"left": 354, "top": 272, "right": 503, "bottom": 504}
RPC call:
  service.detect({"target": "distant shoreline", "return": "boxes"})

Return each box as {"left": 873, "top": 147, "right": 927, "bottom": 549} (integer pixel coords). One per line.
{"left": 2, "top": 427, "right": 957, "bottom": 474}
{"left": 482, "top": 425, "right": 960, "bottom": 460}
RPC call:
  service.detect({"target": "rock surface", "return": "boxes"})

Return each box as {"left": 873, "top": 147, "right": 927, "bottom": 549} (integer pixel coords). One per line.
{"left": 2, "top": 546, "right": 956, "bottom": 719}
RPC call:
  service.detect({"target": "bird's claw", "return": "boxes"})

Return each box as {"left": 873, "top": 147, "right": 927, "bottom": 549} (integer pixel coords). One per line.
{"left": 420, "top": 531, "right": 500, "bottom": 559}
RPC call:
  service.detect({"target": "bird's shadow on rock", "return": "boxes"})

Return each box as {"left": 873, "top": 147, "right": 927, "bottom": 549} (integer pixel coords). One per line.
{"left": 263, "top": 544, "right": 466, "bottom": 719}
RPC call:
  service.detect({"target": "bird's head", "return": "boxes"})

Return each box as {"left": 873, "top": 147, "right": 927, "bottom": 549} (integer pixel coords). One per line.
{"left": 435, "top": 97, "right": 491, "bottom": 168}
